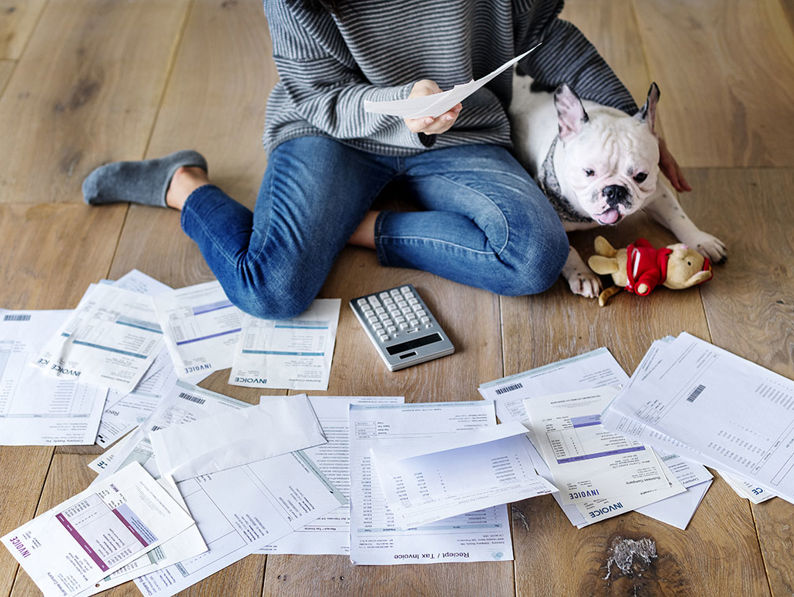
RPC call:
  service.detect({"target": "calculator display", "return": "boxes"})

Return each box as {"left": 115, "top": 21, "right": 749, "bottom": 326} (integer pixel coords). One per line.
{"left": 386, "top": 333, "right": 443, "bottom": 355}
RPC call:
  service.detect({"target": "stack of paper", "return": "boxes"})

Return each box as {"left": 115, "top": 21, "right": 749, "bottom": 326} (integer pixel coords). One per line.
{"left": 601, "top": 332, "right": 793, "bottom": 505}
{"left": 479, "top": 348, "right": 713, "bottom": 529}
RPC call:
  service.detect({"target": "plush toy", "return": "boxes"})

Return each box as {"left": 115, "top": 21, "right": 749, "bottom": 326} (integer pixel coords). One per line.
{"left": 587, "top": 236, "right": 713, "bottom": 306}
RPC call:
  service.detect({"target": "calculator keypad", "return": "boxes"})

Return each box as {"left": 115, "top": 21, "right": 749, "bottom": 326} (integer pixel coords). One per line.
{"left": 356, "top": 285, "right": 429, "bottom": 342}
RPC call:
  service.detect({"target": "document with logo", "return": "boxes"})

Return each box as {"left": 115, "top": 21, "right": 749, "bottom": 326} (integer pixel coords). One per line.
{"left": 364, "top": 43, "right": 541, "bottom": 118}
{"left": 372, "top": 421, "right": 556, "bottom": 529}
{"left": 349, "top": 402, "right": 514, "bottom": 565}
{"left": 2, "top": 462, "right": 196, "bottom": 597}
{"left": 719, "top": 471, "right": 776, "bottom": 504}
{"left": 96, "top": 347, "right": 179, "bottom": 448}
{"left": 601, "top": 332, "right": 794, "bottom": 504}
{"left": 258, "top": 395, "right": 405, "bottom": 556}
{"left": 86, "top": 382, "right": 345, "bottom": 595}
{"left": 33, "top": 284, "right": 164, "bottom": 394}
{"left": 0, "top": 309, "right": 108, "bottom": 445}
{"left": 524, "top": 387, "right": 685, "bottom": 522}
{"left": 229, "top": 298, "right": 341, "bottom": 390}
{"left": 154, "top": 281, "right": 243, "bottom": 380}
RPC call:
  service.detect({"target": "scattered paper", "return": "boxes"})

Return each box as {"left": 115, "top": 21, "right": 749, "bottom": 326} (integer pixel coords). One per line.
{"left": 229, "top": 299, "right": 341, "bottom": 390}
{"left": 258, "top": 395, "right": 405, "bottom": 556}
{"left": 150, "top": 394, "right": 327, "bottom": 482}
{"left": 154, "top": 281, "right": 243, "bottom": 380}
{"left": 602, "top": 332, "right": 794, "bottom": 504}
{"left": 719, "top": 471, "right": 776, "bottom": 504}
{"left": 0, "top": 309, "right": 108, "bottom": 445}
{"left": 33, "top": 284, "right": 164, "bottom": 394}
{"left": 349, "top": 401, "right": 514, "bottom": 565}
{"left": 373, "top": 421, "right": 556, "bottom": 529}
{"left": 2, "top": 462, "right": 196, "bottom": 597}
{"left": 364, "top": 43, "right": 541, "bottom": 119}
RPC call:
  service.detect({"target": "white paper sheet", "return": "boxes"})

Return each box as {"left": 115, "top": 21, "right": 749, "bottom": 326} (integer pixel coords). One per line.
{"left": 719, "top": 470, "right": 776, "bottom": 503}
{"left": 154, "top": 281, "right": 243, "bottom": 380}
{"left": 33, "top": 284, "right": 164, "bottom": 394}
{"left": 150, "top": 394, "right": 327, "bottom": 482}
{"left": 478, "top": 348, "right": 711, "bottom": 529}
{"left": 96, "top": 347, "right": 179, "bottom": 448}
{"left": 602, "top": 332, "right": 794, "bottom": 504}
{"left": 523, "top": 387, "right": 685, "bottom": 522}
{"left": 363, "top": 43, "right": 541, "bottom": 118}
{"left": 85, "top": 381, "right": 345, "bottom": 594}
{"left": 635, "top": 480, "right": 712, "bottom": 530}
{"left": 0, "top": 309, "right": 108, "bottom": 445}
{"left": 229, "top": 299, "right": 341, "bottom": 390}
{"left": 349, "top": 401, "right": 514, "bottom": 565}
{"left": 373, "top": 421, "right": 556, "bottom": 529}
{"left": 2, "top": 462, "right": 195, "bottom": 597}
{"left": 258, "top": 395, "right": 405, "bottom": 556}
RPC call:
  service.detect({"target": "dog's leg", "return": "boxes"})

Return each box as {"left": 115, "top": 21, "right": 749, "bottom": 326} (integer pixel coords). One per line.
{"left": 562, "top": 245, "right": 602, "bottom": 298}
{"left": 644, "top": 183, "right": 727, "bottom": 263}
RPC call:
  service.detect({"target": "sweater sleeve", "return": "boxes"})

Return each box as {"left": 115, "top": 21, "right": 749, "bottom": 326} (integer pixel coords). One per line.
{"left": 513, "top": 0, "right": 638, "bottom": 114}
{"left": 264, "top": 1, "right": 424, "bottom": 147}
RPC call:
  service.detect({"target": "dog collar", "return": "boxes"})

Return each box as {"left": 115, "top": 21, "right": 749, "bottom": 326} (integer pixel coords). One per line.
{"left": 538, "top": 137, "right": 592, "bottom": 224}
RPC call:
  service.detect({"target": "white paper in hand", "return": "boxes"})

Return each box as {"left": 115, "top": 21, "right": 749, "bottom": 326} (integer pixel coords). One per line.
{"left": 364, "top": 43, "right": 541, "bottom": 119}
{"left": 150, "top": 394, "right": 327, "bottom": 482}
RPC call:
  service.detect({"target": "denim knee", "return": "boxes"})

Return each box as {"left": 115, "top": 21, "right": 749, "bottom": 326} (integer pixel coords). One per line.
{"left": 493, "top": 227, "right": 569, "bottom": 296}
{"left": 223, "top": 274, "right": 317, "bottom": 321}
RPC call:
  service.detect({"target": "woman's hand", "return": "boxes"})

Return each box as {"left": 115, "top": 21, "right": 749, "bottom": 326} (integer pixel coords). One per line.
{"left": 403, "top": 80, "right": 462, "bottom": 135}
{"left": 658, "top": 137, "right": 692, "bottom": 192}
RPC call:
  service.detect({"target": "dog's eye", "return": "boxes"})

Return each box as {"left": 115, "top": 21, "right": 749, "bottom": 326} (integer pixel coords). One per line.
{"left": 634, "top": 172, "right": 648, "bottom": 183}
{"left": 584, "top": 169, "right": 595, "bottom": 177}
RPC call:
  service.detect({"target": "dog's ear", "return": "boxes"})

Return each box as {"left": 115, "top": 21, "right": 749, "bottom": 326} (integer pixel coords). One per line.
{"left": 635, "top": 82, "right": 660, "bottom": 135}
{"left": 554, "top": 84, "right": 589, "bottom": 140}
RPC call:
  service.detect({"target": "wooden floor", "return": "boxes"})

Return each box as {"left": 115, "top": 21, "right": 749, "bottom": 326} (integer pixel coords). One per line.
{"left": 1, "top": 0, "right": 793, "bottom": 595}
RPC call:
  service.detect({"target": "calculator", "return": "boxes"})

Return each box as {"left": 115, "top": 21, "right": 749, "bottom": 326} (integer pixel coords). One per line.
{"left": 349, "top": 285, "right": 455, "bottom": 371}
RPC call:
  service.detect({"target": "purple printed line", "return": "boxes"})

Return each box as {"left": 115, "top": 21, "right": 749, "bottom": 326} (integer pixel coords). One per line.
{"left": 56, "top": 513, "right": 109, "bottom": 572}
{"left": 570, "top": 415, "right": 600, "bottom": 428}
{"left": 192, "top": 300, "right": 233, "bottom": 316}
{"left": 557, "top": 445, "right": 645, "bottom": 464}
{"left": 176, "top": 327, "right": 241, "bottom": 346}
{"left": 111, "top": 508, "right": 149, "bottom": 547}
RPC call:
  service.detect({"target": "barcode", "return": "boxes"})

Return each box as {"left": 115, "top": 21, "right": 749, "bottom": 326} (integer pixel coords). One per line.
{"left": 495, "top": 382, "right": 524, "bottom": 395}
{"left": 3, "top": 314, "right": 31, "bottom": 321}
{"left": 178, "top": 392, "right": 205, "bottom": 405}
{"left": 686, "top": 384, "right": 706, "bottom": 402}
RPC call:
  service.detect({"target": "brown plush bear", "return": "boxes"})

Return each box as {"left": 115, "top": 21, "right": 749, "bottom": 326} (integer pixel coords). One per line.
{"left": 587, "top": 236, "right": 713, "bottom": 306}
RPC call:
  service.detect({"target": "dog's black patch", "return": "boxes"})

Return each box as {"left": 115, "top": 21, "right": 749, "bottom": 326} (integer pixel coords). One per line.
{"left": 530, "top": 80, "right": 556, "bottom": 93}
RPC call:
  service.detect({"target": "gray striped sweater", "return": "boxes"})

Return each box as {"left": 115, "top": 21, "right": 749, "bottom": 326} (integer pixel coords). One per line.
{"left": 262, "top": 0, "right": 636, "bottom": 156}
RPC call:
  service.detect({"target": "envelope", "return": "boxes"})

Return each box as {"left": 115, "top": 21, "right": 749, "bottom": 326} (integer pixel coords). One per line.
{"left": 150, "top": 394, "right": 327, "bottom": 482}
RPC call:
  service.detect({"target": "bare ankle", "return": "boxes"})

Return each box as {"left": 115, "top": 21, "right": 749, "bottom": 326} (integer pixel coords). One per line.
{"left": 166, "top": 166, "right": 210, "bottom": 210}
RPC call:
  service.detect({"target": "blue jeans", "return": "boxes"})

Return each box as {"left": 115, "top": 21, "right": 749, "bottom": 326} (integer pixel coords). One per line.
{"left": 181, "top": 136, "right": 568, "bottom": 319}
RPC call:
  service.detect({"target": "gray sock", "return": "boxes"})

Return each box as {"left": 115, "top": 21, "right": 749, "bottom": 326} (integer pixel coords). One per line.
{"left": 82, "top": 150, "right": 208, "bottom": 207}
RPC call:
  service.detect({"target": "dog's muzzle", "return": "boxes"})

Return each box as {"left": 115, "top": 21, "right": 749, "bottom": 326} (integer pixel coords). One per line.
{"left": 603, "top": 184, "right": 630, "bottom": 208}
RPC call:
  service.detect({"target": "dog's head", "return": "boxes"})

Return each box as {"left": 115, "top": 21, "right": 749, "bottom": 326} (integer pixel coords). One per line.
{"left": 554, "top": 83, "right": 661, "bottom": 226}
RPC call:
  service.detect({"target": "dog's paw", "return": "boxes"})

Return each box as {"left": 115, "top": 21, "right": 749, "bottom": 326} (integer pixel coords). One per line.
{"left": 687, "top": 232, "right": 727, "bottom": 264}
{"left": 565, "top": 269, "right": 602, "bottom": 298}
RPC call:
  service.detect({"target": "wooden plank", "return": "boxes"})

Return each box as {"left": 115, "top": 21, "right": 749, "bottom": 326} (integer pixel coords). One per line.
{"left": 144, "top": 0, "right": 275, "bottom": 208}
{"left": 683, "top": 168, "right": 794, "bottom": 596}
{"left": 0, "top": 59, "right": 13, "bottom": 93}
{"left": 561, "top": 0, "right": 660, "bottom": 113}
{"left": 0, "top": 202, "right": 125, "bottom": 309}
{"left": 262, "top": 248, "right": 514, "bottom": 597}
{"left": 0, "top": 0, "right": 190, "bottom": 204}
{"left": 0, "top": 201, "right": 124, "bottom": 596}
{"left": 633, "top": 0, "right": 794, "bottom": 168}
{"left": 505, "top": 212, "right": 769, "bottom": 595}
{"left": 0, "top": 447, "right": 53, "bottom": 597}
{"left": 0, "top": 0, "right": 47, "bottom": 60}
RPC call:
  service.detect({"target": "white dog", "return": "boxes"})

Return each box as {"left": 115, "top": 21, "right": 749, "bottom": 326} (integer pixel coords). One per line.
{"left": 509, "top": 76, "right": 727, "bottom": 297}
